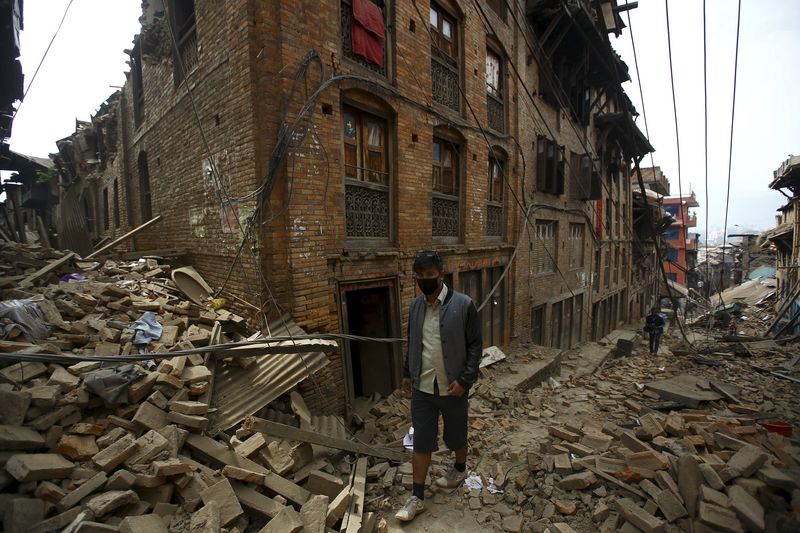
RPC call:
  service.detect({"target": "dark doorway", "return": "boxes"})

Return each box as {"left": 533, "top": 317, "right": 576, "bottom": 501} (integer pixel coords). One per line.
{"left": 485, "top": 266, "right": 506, "bottom": 347}
{"left": 531, "top": 305, "right": 545, "bottom": 345}
{"left": 551, "top": 301, "right": 563, "bottom": 348}
{"left": 343, "top": 285, "right": 398, "bottom": 398}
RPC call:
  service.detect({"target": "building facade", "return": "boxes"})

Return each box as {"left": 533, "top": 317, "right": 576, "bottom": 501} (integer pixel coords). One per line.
{"left": 46, "top": 0, "right": 656, "bottom": 414}
{"left": 662, "top": 192, "right": 698, "bottom": 287}
{"left": 766, "top": 155, "right": 800, "bottom": 334}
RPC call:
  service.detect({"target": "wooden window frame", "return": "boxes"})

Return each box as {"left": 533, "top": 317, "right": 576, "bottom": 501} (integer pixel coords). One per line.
{"left": 569, "top": 222, "right": 585, "bottom": 270}
{"left": 534, "top": 220, "right": 557, "bottom": 275}
{"left": 342, "top": 104, "right": 392, "bottom": 244}
{"left": 432, "top": 136, "right": 462, "bottom": 242}
{"left": 343, "top": 106, "right": 389, "bottom": 186}
{"left": 487, "top": 155, "right": 504, "bottom": 238}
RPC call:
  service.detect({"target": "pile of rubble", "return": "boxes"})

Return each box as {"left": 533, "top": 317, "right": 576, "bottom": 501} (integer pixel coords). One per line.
{"left": 1, "top": 240, "right": 383, "bottom": 532}
{"left": 353, "top": 339, "right": 800, "bottom": 532}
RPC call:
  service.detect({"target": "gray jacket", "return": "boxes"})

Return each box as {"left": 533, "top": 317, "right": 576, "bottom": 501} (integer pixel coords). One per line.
{"left": 403, "top": 288, "right": 482, "bottom": 391}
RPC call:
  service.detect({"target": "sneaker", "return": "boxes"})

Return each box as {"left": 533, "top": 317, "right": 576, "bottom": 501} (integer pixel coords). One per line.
{"left": 435, "top": 466, "right": 467, "bottom": 488}
{"left": 395, "top": 495, "right": 425, "bottom": 522}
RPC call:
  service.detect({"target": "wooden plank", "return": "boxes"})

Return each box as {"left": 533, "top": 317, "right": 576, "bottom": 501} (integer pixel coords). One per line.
{"left": 584, "top": 465, "right": 647, "bottom": 499}
{"left": 18, "top": 252, "right": 76, "bottom": 288}
{"left": 184, "top": 434, "right": 310, "bottom": 505}
{"left": 84, "top": 215, "right": 162, "bottom": 259}
{"left": 243, "top": 418, "right": 408, "bottom": 463}
{"left": 343, "top": 457, "right": 367, "bottom": 533}
{"left": 226, "top": 338, "right": 340, "bottom": 356}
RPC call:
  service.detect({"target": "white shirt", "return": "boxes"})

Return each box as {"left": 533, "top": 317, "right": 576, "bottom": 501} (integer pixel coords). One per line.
{"left": 418, "top": 283, "right": 450, "bottom": 395}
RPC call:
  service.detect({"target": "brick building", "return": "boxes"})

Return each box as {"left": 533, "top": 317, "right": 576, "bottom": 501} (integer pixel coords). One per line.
{"left": 48, "top": 0, "right": 656, "bottom": 414}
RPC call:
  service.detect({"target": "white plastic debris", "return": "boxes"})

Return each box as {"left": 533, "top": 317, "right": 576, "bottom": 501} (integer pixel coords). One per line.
{"left": 402, "top": 427, "right": 414, "bottom": 450}
{"left": 464, "top": 471, "right": 483, "bottom": 491}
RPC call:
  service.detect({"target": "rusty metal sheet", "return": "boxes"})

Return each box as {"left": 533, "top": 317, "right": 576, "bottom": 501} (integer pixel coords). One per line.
{"left": 209, "top": 317, "right": 331, "bottom": 433}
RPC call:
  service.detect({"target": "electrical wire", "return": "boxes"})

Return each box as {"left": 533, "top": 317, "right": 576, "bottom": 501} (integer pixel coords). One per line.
{"left": 664, "top": 0, "right": 689, "bottom": 233}
{"left": 12, "top": 0, "right": 75, "bottom": 119}
{"left": 702, "top": 0, "right": 712, "bottom": 299}
{"left": 720, "top": 0, "right": 743, "bottom": 295}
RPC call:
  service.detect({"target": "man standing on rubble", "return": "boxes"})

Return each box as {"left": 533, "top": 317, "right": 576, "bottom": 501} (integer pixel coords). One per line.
{"left": 395, "top": 250, "right": 482, "bottom": 523}
{"left": 644, "top": 306, "right": 666, "bottom": 354}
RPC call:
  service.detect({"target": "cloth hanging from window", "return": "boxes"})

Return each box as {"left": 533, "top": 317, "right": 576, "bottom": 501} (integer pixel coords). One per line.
{"left": 352, "top": 0, "right": 385, "bottom": 66}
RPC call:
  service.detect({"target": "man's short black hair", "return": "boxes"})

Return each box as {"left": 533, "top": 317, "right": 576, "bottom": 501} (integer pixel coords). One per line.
{"left": 413, "top": 250, "right": 443, "bottom": 273}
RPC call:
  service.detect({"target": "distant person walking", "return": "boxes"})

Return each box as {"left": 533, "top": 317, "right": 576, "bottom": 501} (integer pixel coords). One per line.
{"left": 644, "top": 307, "right": 666, "bottom": 354}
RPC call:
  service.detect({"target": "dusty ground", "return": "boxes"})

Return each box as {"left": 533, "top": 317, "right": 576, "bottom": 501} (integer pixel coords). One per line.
{"left": 368, "top": 324, "right": 800, "bottom": 532}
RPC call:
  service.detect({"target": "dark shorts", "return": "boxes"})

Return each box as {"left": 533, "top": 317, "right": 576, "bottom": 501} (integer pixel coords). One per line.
{"left": 411, "top": 386, "right": 469, "bottom": 453}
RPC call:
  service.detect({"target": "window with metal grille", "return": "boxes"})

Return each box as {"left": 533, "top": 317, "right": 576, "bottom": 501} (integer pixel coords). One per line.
{"left": 486, "top": 49, "right": 504, "bottom": 133}
{"left": 343, "top": 106, "right": 391, "bottom": 241}
{"left": 569, "top": 223, "right": 585, "bottom": 269}
{"left": 168, "top": 0, "right": 197, "bottom": 86}
{"left": 604, "top": 246, "right": 611, "bottom": 287}
{"left": 432, "top": 137, "right": 460, "bottom": 240}
{"left": 536, "top": 136, "right": 564, "bottom": 195}
{"left": 430, "top": 2, "right": 460, "bottom": 111}
{"left": 487, "top": 156, "right": 503, "bottom": 238}
{"left": 532, "top": 220, "right": 557, "bottom": 274}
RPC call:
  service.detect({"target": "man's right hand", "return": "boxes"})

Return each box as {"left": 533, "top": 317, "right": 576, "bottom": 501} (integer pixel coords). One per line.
{"left": 401, "top": 377, "right": 412, "bottom": 399}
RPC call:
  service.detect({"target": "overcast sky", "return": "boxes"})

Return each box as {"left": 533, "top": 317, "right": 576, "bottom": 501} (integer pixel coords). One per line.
{"left": 611, "top": 0, "right": 800, "bottom": 236}
{"left": 6, "top": 1, "right": 800, "bottom": 236}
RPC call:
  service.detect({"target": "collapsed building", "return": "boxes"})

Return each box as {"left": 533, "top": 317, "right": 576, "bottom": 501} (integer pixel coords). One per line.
{"left": 37, "top": 0, "right": 658, "bottom": 414}
{"left": 765, "top": 154, "right": 800, "bottom": 336}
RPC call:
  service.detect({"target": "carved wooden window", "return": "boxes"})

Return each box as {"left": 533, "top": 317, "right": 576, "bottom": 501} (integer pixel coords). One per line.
{"left": 486, "top": 49, "right": 504, "bottom": 133}
{"left": 533, "top": 220, "right": 557, "bottom": 274}
{"left": 487, "top": 156, "right": 503, "bottom": 238}
{"left": 432, "top": 137, "right": 460, "bottom": 240}
{"left": 343, "top": 106, "right": 390, "bottom": 241}
{"left": 569, "top": 223, "right": 585, "bottom": 269}
{"left": 430, "top": 3, "right": 460, "bottom": 111}
{"left": 169, "top": 0, "right": 198, "bottom": 85}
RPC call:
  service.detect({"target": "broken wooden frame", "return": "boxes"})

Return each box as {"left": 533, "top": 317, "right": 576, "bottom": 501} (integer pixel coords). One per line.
{"left": 242, "top": 417, "right": 408, "bottom": 463}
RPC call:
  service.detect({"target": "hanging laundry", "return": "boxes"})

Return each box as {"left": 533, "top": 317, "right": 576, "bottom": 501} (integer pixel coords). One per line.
{"left": 352, "top": 0, "right": 385, "bottom": 66}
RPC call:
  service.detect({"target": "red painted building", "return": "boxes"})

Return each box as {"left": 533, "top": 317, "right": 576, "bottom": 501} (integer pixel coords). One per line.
{"left": 663, "top": 192, "right": 699, "bottom": 286}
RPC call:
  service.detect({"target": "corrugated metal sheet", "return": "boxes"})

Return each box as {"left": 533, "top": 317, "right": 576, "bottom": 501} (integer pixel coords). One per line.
{"left": 209, "top": 318, "right": 332, "bottom": 433}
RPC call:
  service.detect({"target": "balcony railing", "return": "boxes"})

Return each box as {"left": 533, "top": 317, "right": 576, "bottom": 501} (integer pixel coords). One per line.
{"left": 487, "top": 203, "right": 502, "bottom": 238}
{"left": 487, "top": 93, "right": 504, "bottom": 133}
{"left": 432, "top": 194, "right": 459, "bottom": 239}
{"left": 345, "top": 181, "right": 390, "bottom": 240}
{"left": 432, "top": 48, "right": 459, "bottom": 112}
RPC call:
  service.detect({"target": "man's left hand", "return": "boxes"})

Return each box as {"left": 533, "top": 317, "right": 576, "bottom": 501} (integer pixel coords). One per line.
{"left": 447, "top": 380, "right": 465, "bottom": 397}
